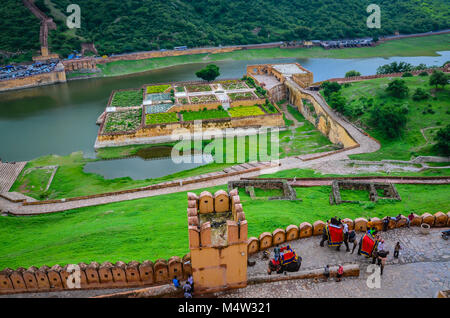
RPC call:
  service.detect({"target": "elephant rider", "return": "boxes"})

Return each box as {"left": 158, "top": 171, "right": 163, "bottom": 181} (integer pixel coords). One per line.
{"left": 320, "top": 219, "right": 344, "bottom": 250}
{"left": 344, "top": 229, "right": 358, "bottom": 253}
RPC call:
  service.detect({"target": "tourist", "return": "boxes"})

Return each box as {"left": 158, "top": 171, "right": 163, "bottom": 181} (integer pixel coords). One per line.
{"left": 367, "top": 218, "right": 374, "bottom": 232}
{"left": 408, "top": 213, "right": 415, "bottom": 227}
{"left": 378, "top": 239, "right": 385, "bottom": 252}
{"left": 336, "top": 265, "right": 344, "bottom": 282}
{"left": 173, "top": 277, "right": 180, "bottom": 288}
{"left": 323, "top": 264, "right": 330, "bottom": 281}
{"left": 183, "top": 282, "right": 192, "bottom": 299}
{"left": 377, "top": 250, "right": 389, "bottom": 275}
{"left": 382, "top": 217, "right": 390, "bottom": 231}
{"left": 187, "top": 274, "right": 194, "bottom": 292}
{"left": 394, "top": 242, "right": 402, "bottom": 258}
{"left": 344, "top": 229, "right": 357, "bottom": 253}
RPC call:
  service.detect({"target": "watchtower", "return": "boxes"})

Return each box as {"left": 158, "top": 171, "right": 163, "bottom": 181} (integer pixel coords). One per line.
{"left": 186, "top": 189, "right": 248, "bottom": 293}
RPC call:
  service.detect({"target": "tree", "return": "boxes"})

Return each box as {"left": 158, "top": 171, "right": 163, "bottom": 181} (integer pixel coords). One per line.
{"left": 328, "top": 92, "right": 347, "bottom": 113}
{"left": 321, "top": 81, "right": 341, "bottom": 98}
{"left": 412, "top": 88, "right": 430, "bottom": 101}
{"left": 429, "top": 70, "right": 448, "bottom": 90}
{"left": 434, "top": 125, "right": 450, "bottom": 156}
{"left": 376, "top": 62, "right": 413, "bottom": 75}
{"left": 195, "top": 64, "right": 220, "bottom": 82}
{"left": 386, "top": 79, "right": 409, "bottom": 98}
{"left": 345, "top": 70, "right": 361, "bottom": 78}
{"left": 369, "top": 103, "right": 408, "bottom": 138}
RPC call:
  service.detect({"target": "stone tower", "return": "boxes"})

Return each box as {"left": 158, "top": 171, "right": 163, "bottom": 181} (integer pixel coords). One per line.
{"left": 186, "top": 189, "right": 248, "bottom": 293}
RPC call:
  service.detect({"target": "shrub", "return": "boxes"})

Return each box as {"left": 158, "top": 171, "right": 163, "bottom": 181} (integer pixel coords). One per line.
{"left": 321, "top": 81, "right": 341, "bottom": 98}
{"left": 402, "top": 72, "right": 413, "bottom": 77}
{"left": 434, "top": 125, "right": 450, "bottom": 156}
{"left": 345, "top": 70, "right": 361, "bottom": 78}
{"left": 369, "top": 103, "right": 408, "bottom": 138}
{"left": 386, "top": 79, "right": 409, "bottom": 98}
{"left": 418, "top": 71, "right": 429, "bottom": 77}
{"left": 412, "top": 88, "right": 430, "bottom": 101}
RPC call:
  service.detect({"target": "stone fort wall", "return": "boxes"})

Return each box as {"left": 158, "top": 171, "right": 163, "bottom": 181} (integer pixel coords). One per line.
{"left": 0, "top": 67, "right": 66, "bottom": 93}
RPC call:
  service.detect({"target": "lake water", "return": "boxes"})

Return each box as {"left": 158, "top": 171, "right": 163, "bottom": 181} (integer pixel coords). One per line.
{"left": 0, "top": 51, "right": 449, "bottom": 178}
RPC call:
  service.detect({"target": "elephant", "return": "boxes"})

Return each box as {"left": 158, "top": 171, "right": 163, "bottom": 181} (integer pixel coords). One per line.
{"left": 357, "top": 233, "right": 379, "bottom": 258}
{"left": 267, "top": 256, "right": 302, "bottom": 275}
{"left": 267, "top": 245, "right": 302, "bottom": 275}
{"left": 320, "top": 223, "right": 345, "bottom": 251}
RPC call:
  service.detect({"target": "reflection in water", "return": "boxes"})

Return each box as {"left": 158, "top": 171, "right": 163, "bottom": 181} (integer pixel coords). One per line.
{"left": 1, "top": 51, "right": 449, "bottom": 163}
{"left": 83, "top": 153, "right": 214, "bottom": 180}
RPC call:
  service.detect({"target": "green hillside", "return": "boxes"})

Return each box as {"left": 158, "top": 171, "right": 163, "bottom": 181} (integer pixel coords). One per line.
{"left": 1, "top": 0, "right": 449, "bottom": 62}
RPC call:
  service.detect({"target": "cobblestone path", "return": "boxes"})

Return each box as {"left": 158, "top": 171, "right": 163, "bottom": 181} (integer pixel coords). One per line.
{"left": 216, "top": 227, "right": 450, "bottom": 298}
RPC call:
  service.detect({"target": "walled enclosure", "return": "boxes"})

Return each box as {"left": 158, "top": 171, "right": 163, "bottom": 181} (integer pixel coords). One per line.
{"left": 330, "top": 180, "right": 401, "bottom": 205}
{"left": 247, "top": 63, "right": 358, "bottom": 149}
{"left": 187, "top": 189, "right": 248, "bottom": 293}
{"left": 227, "top": 180, "right": 298, "bottom": 201}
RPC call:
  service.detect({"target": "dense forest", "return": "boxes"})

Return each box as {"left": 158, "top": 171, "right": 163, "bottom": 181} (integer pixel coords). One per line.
{"left": 1, "top": 0, "right": 449, "bottom": 61}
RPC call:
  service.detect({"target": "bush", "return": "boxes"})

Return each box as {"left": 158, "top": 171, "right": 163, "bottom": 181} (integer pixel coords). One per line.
{"left": 345, "top": 70, "right": 361, "bottom": 78}
{"left": 369, "top": 103, "right": 408, "bottom": 138}
{"left": 386, "top": 79, "right": 409, "bottom": 99}
{"left": 418, "top": 71, "right": 429, "bottom": 77}
{"left": 321, "top": 81, "right": 342, "bottom": 98}
{"left": 434, "top": 125, "right": 450, "bottom": 156}
{"left": 412, "top": 88, "right": 430, "bottom": 101}
{"left": 402, "top": 72, "right": 413, "bottom": 77}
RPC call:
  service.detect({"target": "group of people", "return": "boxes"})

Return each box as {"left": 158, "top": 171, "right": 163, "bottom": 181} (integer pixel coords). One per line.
{"left": 172, "top": 274, "right": 194, "bottom": 298}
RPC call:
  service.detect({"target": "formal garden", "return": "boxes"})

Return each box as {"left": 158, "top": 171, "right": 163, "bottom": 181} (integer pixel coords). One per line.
{"left": 186, "top": 84, "right": 212, "bottom": 92}
{"left": 181, "top": 108, "right": 230, "bottom": 121}
{"left": 145, "top": 112, "right": 179, "bottom": 125}
{"left": 189, "top": 94, "right": 218, "bottom": 103}
{"left": 146, "top": 84, "right": 171, "bottom": 94}
{"left": 103, "top": 109, "right": 142, "bottom": 133}
{"left": 109, "top": 89, "right": 143, "bottom": 107}
{"left": 229, "top": 105, "right": 265, "bottom": 117}
{"left": 229, "top": 91, "right": 256, "bottom": 101}
{"left": 219, "top": 79, "right": 248, "bottom": 90}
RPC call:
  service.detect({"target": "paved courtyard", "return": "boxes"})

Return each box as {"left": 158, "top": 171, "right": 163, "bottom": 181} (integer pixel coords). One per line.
{"left": 216, "top": 227, "right": 450, "bottom": 298}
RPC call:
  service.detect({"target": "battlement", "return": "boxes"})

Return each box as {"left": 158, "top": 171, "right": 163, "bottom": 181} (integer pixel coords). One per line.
{"left": 187, "top": 189, "right": 248, "bottom": 292}
{"left": 187, "top": 189, "right": 248, "bottom": 249}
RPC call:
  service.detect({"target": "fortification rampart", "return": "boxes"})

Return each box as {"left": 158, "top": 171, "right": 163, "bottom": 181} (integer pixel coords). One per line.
{"left": 0, "top": 64, "right": 66, "bottom": 92}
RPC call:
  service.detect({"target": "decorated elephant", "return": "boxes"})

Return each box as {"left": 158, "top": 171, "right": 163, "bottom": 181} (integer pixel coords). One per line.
{"left": 267, "top": 245, "right": 302, "bottom": 275}
{"left": 320, "top": 223, "right": 345, "bottom": 251}
{"left": 357, "top": 232, "right": 379, "bottom": 257}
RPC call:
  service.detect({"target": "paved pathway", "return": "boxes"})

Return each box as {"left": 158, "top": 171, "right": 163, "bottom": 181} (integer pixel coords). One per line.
{"left": 0, "top": 161, "right": 27, "bottom": 193}
{"left": 216, "top": 227, "right": 450, "bottom": 298}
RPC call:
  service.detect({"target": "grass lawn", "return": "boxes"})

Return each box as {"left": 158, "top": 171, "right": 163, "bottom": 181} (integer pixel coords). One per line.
{"left": 181, "top": 109, "right": 230, "bottom": 121}
{"left": 336, "top": 76, "right": 450, "bottom": 161}
{"left": 1, "top": 183, "right": 448, "bottom": 269}
{"left": 97, "top": 34, "right": 450, "bottom": 77}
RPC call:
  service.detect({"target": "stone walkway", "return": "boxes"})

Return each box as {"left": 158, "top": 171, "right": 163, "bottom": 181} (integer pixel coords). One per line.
{"left": 0, "top": 161, "right": 27, "bottom": 193}
{"left": 216, "top": 227, "right": 450, "bottom": 298}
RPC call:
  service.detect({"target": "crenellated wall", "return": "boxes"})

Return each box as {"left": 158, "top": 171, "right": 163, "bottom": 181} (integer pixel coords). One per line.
{"left": 0, "top": 255, "right": 191, "bottom": 295}
{"left": 187, "top": 189, "right": 248, "bottom": 293}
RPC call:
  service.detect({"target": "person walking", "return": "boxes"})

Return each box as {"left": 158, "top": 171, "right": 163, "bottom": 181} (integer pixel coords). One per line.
{"left": 323, "top": 264, "right": 330, "bottom": 281}
{"left": 377, "top": 250, "right": 389, "bottom": 275}
{"left": 394, "top": 242, "right": 402, "bottom": 258}
{"left": 183, "top": 282, "right": 192, "bottom": 298}
{"left": 187, "top": 274, "right": 194, "bottom": 292}
{"left": 382, "top": 217, "right": 390, "bottom": 232}
{"left": 408, "top": 213, "right": 415, "bottom": 227}
{"left": 336, "top": 265, "right": 344, "bottom": 282}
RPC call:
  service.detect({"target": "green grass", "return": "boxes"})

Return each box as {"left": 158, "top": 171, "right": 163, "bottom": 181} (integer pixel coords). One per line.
{"left": 181, "top": 109, "right": 230, "bottom": 121}
{"left": 1, "top": 183, "right": 448, "bottom": 269}
{"left": 97, "top": 34, "right": 450, "bottom": 77}
{"left": 110, "top": 90, "right": 143, "bottom": 107}
{"left": 10, "top": 167, "right": 54, "bottom": 199}
{"left": 146, "top": 84, "right": 171, "bottom": 94}
{"left": 145, "top": 112, "right": 179, "bottom": 125}
{"left": 337, "top": 76, "right": 450, "bottom": 161}
{"left": 229, "top": 105, "right": 265, "bottom": 117}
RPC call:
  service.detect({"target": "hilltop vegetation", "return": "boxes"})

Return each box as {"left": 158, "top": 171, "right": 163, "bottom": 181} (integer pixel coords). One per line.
{"left": 1, "top": 0, "right": 449, "bottom": 61}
